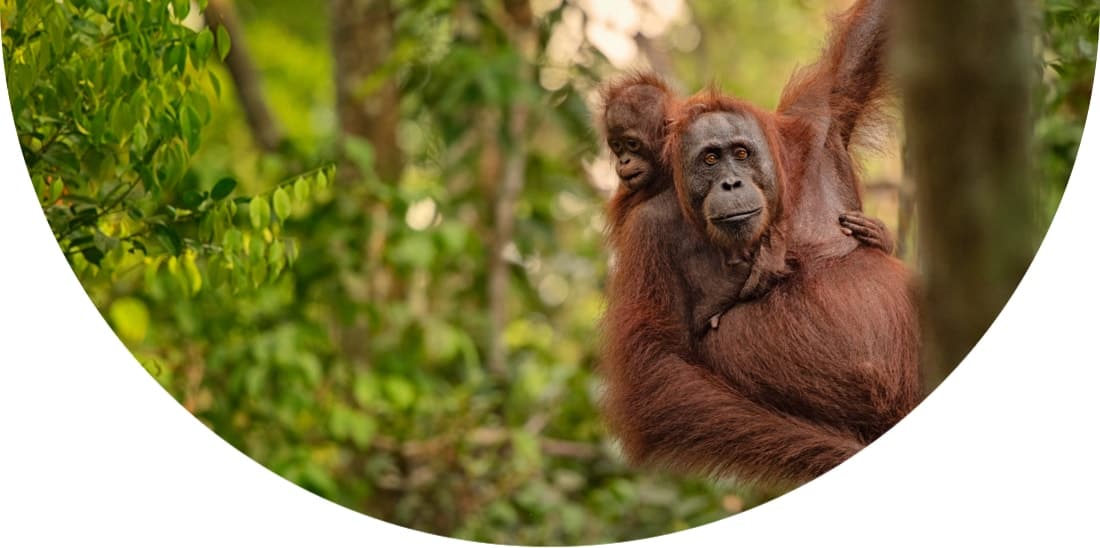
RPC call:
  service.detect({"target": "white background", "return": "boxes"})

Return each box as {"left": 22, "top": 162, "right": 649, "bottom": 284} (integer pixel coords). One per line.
{"left": 1, "top": 36, "right": 1098, "bottom": 548}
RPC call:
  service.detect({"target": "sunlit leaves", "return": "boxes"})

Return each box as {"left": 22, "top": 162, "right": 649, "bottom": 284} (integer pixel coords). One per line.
{"left": 5, "top": 1, "right": 764, "bottom": 544}
{"left": 216, "top": 25, "right": 232, "bottom": 61}
{"left": 6, "top": 0, "right": 336, "bottom": 300}
{"left": 48, "top": 179, "right": 64, "bottom": 203}
{"left": 292, "top": 176, "right": 310, "bottom": 203}
{"left": 180, "top": 105, "right": 203, "bottom": 154}
{"left": 108, "top": 297, "right": 150, "bottom": 344}
{"left": 171, "top": 0, "right": 191, "bottom": 21}
{"left": 182, "top": 251, "right": 203, "bottom": 294}
{"left": 249, "top": 196, "right": 271, "bottom": 229}
{"left": 193, "top": 29, "right": 215, "bottom": 68}
{"left": 166, "top": 43, "right": 188, "bottom": 73}
{"left": 273, "top": 188, "right": 292, "bottom": 222}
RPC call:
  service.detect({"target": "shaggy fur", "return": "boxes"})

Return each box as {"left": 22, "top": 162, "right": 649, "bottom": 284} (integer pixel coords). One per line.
{"left": 599, "top": 0, "right": 920, "bottom": 488}
{"left": 599, "top": 72, "right": 680, "bottom": 233}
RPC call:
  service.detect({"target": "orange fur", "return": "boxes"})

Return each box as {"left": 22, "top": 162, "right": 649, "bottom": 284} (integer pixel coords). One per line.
{"left": 599, "top": 0, "right": 919, "bottom": 487}
{"left": 600, "top": 72, "right": 680, "bottom": 233}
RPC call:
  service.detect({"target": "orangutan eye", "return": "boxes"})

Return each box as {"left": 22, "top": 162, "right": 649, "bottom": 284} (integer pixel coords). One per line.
{"left": 625, "top": 139, "right": 641, "bottom": 152}
{"left": 733, "top": 146, "right": 750, "bottom": 160}
{"left": 703, "top": 152, "right": 719, "bottom": 165}
{"left": 609, "top": 139, "right": 622, "bottom": 154}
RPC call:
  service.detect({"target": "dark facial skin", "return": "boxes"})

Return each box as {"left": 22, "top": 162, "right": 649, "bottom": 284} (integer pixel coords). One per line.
{"left": 604, "top": 86, "right": 667, "bottom": 193}
{"left": 679, "top": 111, "right": 780, "bottom": 254}
{"left": 607, "top": 125, "right": 653, "bottom": 191}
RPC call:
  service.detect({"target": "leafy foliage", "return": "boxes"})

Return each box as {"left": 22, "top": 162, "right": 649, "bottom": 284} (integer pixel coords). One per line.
{"left": 1036, "top": 0, "right": 1098, "bottom": 218}
{"left": 2, "top": 0, "right": 1094, "bottom": 545}
{"left": 1, "top": 0, "right": 327, "bottom": 296}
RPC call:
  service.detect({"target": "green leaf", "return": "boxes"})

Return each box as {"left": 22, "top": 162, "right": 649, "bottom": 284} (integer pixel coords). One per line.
{"left": 108, "top": 297, "right": 150, "bottom": 344}
{"left": 48, "top": 178, "right": 64, "bottom": 203}
{"left": 272, "top": 187, "right": 291, "bottom": 221}
{"left": 211, "top": 177, "right": 237, "bottom": 200}
{"left": 181, "top": 105, "right": 203, "bottom": 154}
{"left": 193, "top": 29, "right": 214, "bottom": 66}
{"left": 208, "top": 71, "right": 222, "bottom": 98}
{"left": 182, "top": 252, "right": 203, "bottom": 294}
{"left": 293, "top": 177, "right": 310, "bottom": 202}
{"left": 31, "top": 176, "right": 46, "bottom": 202}
{"left": 132, "top": 123, "right": 149, "bottom": 152}
{"left": 181, "top": 189, "right": 204, "bottom": 209}
{"left": 167, "top": 43, "right": 187, "bottom": 73}
{"left": 81, "top": 247, "right": 105, "bottom": 266}
{"left": 382, "top": 375, "right": 416, "bottom": 410}
{"left": 249, "top": 196, "right": 271, "bottom": 229}
{"left": 266, "top": 239, "right": 285, "bottom": 264}
{"left": 154, "top": 224, "right": 182, "bottom": 255}
{"left": 172, "top": 0, "right": 190, "bottom": 20}
{"left": 216, "top": 25, "right": 231, "bottom": 61}
{"left": 109, "top": 102, "right": 131, "bottom": 140}
{"left": 267, "top": 239, "right": 286, "bottom": 280}
{"left": 284, "top": 239, "right": 299, "bottom": 264}
{"left": 222, "top": 229, "right": 243, "bottom": 253}
{"left": 155, "top": 142, "right": 187, "bottom": 187}
{"left": 248, "top": 235, "right": 265, "bottom": 263}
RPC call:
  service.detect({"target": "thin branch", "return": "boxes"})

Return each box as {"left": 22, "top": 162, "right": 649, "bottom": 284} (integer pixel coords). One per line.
{"left": 204, "top": 0, "right": 285, "bottom": 152}
{"left": 488, "top": 100, "right": 530, "bottom": 379}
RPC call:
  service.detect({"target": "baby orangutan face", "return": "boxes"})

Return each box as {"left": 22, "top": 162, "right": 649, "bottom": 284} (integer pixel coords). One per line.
{"left": 603, "top": 84, "right": 670, "bottom": 193}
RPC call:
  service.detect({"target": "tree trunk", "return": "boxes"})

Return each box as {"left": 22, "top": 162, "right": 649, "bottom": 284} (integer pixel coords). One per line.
{"left": 327, "top": 0, "right": 404, "bottom": 366}
{"left": 893, "top": 1, "right": 1039, "bottom": 388}
{"left": 486, "top": 2, "right": 535, "bottom": 380}
{"left": 329, "top": 0, "right": 403, "bottom": 183}
{"left": 487, "top": 101, "right": 529, "bottom": 379}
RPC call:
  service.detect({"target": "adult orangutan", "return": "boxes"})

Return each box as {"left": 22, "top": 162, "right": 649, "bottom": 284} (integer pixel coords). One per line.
{"left": 600, "top": 72, "right": 892, "bottom": 335}
{"left": 599, "top": 0, "right": 919, "bottom": 487}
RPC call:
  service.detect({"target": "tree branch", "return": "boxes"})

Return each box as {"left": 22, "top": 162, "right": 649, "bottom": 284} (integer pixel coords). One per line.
{"left": 488, "top": 100, "right": 530, "bottom": 379}
{"left": 204, "top": 0, "right": 285, "bottom": 153}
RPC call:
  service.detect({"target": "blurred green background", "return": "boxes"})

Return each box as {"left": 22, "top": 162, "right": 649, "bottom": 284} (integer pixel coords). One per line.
{"left": 1, "top": 0, "right": 1095, "bottom": 544}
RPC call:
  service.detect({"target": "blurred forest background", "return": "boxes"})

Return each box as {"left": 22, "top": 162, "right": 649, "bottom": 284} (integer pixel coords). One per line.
{"left": 1, "top": 0, "right": 1096, "bottom": 544}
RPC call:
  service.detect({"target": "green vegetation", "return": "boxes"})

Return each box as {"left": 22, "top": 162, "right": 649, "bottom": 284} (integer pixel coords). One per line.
{"left": 1, "top": 0, "right": 1094, "bottom": 544}
{"left": 1037, "top": 0, "right": 1099, "bottom": 218}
